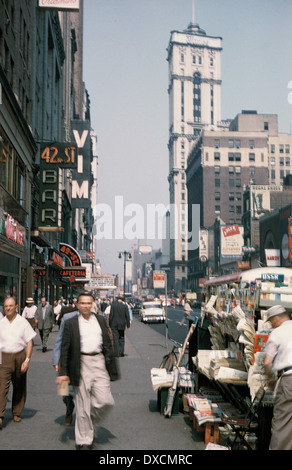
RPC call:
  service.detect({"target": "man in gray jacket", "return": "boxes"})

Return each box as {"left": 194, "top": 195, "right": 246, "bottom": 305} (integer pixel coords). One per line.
{"left": 109, "top": 296, "right": 130, "bottom": 357}
{"left": 35, "top": 296, "right": 55, "bottom": 352}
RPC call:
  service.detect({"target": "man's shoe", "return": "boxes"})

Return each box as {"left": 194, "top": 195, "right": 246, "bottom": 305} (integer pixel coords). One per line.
{"left": 76, "top": 444, "right": 92, "bottom": 450}
{"left": 65, "top": 412, "right": 73, "bottom": 426}
{"left": 13, "top": 416, "right": 22, "bottom": 423}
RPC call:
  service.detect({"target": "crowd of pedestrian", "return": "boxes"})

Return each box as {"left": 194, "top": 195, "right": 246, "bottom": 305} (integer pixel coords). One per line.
{"left": 0, "top": 292, "right": 131, "bottom": 449}
{"left": 2, "top": 291, "right": 292, "bottom": 451}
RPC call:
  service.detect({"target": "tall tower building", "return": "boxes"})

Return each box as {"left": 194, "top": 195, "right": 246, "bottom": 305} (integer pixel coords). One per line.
{"left": 167, "top": 17, "right": 222, "bottom": 292}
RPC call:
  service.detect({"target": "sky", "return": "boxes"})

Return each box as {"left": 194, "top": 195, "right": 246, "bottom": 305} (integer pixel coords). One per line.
{"left": 82, "top": 0, "right": 292, "bottom": 278}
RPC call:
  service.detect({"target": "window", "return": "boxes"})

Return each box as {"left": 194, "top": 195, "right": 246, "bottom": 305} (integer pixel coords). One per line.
{"left": 235, "top": 140, "right": 241, "bottom": 149}
{"left": 193, "top": 72, "right": 201, "bottom": 123}
{"left": 229, "top": 192, "right": 234, "bottom": 201}
{"left": 249, "top": 140, "right": 255, "bottom": 149}
{"left": 229, "top": 179, "right": 234, "bottom": 188}
{"left": 180, "top": 54, "right": 184, "bottom": 62}
{"left": 235, "top": 153, "right": 241, "bottom": 162}
{"left": 228, "top": 153, "right": 234, "bottom": 161}
{"left": 228, "top": 139, "right": 234, "bottom": 148}
{"left": 193, "top": 55, "right": 196, "bottom": 64}
{"left": 215, "top": 192, "right": 220, "bottom": 200}
{"left": 215, "top": 178, "right": 220, "bottom": 188}
{"left": 271, "top": 169, "right": 275, "bottom": 179}
{"left": 235, "top": 166, "right": 241, "bottom": 174}
{"left": 210, "top": 57, "right": 214, "bottom": 66}
{"left": 229, "top": 166, "right": 234, "bottom": 174}
{"left": 229, "top": 206, "right": 235, "bottom": 214}
{"left": 249, "top": 153, "right": 255, "bottom": 162}
{"left": 215, "top": 205, "right": 220, "bottom": 213}
{"left": 235, "top": 179, "right": 241, "bottom": 188}
{"left": 280, "top": 157, "right": 284, "bottom": 166}
{"left": 249, "top": 167, "right": 255, "bottom": 176}
{"left": 214, "top": 152, "right": 220, "bottom": 161}
{"left": 270, "top": 144, "right": 275, "bottom": 153}
{"left": 280, "top": 170, "right": 285, "bottom": 179}
{"left": 286, "top": 157, "right": 290, "bottom": 166}
{"left": 279, "top": 144, "right": 284, "bottom": 154}
{"left": 270, "top": 157, "right": 275, "bottom": 165}
{"left": 286, "top": 144, "right": 290, "bottom": 154}
{"left": 236, "top": 192, "right": 242, "bottom": 201}
{"left": 214, "top": 139, "right": 220, "bottom": 148}
{"left": 214, "top": 166, "right": 220, "bottom": 174}
{"left": 236, "top": 205, "right": 242, "bottom": 215}
{"left": 264, "top": 122, "right": 269, "bottom": 131}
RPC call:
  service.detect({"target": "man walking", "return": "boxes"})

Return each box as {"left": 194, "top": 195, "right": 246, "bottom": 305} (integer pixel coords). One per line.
{"left": 0, "top": 296, "right": 36, "bottom": 429}
{"left": 109, "top": 296, "right": 130, "bottom": 357}
{"left": 56, "top": 293, "right": 117, "bottom": 450}
{"left": 35, "top": 296, "right": 55, "bottom": 352}
{"left": 22, "top": 297, "right": 37, "bottom": 329}
{"left": 263, "top": 305, "right": 292, "bottom": 450}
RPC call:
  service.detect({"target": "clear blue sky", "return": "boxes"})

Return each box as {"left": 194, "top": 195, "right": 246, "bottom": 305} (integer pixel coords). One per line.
{"left": 82, "top": 0, "right": 292, "bottom": 277}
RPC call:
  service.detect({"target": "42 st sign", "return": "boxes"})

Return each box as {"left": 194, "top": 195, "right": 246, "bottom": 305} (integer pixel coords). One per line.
{"left": 41, "top": 142, "right": 77, "bottom": 168}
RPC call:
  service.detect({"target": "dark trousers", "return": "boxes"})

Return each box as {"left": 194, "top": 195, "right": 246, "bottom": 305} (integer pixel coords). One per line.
{"left": 112, "top": 328, "right": 125, "bottom": 357}
{"left": 0, "top": 350, "right": 27, "bottom": 419}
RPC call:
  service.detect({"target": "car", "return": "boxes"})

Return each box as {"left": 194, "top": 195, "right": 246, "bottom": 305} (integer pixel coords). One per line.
{"left": 139, "top": 301, "right": 166, "bottom": 323}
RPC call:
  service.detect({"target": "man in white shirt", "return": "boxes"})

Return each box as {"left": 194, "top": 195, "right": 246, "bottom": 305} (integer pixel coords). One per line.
{"left": 57, "top": 293, "right": 117, "bottom": 449}
{"left": 264, "top": 304, "right": 292, "bottom": 450}
{"left": 22, "top": 297, "right": 37, "bottom": 329}
{"left": 0, "top": 296, "right": 36, "bottom": 429}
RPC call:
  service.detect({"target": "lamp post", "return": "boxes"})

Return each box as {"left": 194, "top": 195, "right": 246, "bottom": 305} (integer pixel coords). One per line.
{"left": 118, "top": 251, "right": 132, "bottom": 298}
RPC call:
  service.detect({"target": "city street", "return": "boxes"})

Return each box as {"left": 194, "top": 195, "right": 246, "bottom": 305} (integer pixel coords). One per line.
{"left": 0, "top": 311, "right": 205, "bottom": 452}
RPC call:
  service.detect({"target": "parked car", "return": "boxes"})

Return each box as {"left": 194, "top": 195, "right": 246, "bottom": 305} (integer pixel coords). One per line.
{"left": 139, "top": 301, "right": 166, "bottom": 323}
{"left": 131, "top": 298, "right": 142, "bottom": 314}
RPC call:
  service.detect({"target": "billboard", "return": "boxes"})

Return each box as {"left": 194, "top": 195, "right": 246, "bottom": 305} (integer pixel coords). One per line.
{"left": 221, "top": 224, "right": 244, "bottom": 259}
{"left": 38, "top": 0, "right": 80, "bottom": 11}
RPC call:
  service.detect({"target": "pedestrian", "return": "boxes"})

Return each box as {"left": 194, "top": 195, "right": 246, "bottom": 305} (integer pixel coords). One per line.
{"left": 53, "top": 300, "right": 62, "bottom": 326}
{"left": 109, "top": 296, "right": 130, "bottom": 357}
{"left": 179, "top": 300, "right": 192, "bottom": 327}
{"left": 263, "top": 305, "right": 292, "bottom": 450}
{"left": 35, "top": 296, "right": 55, "bottom": 352}
{"left": 59, "top": 298, "right": 77, "bottom": 324}
{"left": 127, "top": 301, "right": 133, "bottom": 324}
{"left": 52, "top": 309, "right": 78, "bottom": 426}
{"left": 0, "top": 296, "right": 36, "bottom": 429}
{"left": 56, "top": 293, "right": 117, "bottom": 450}
{"left": 22, "top": 297, "right": 37, "bottom": 329}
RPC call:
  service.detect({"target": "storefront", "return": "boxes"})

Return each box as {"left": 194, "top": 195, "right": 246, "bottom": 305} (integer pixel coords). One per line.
{"left": 0, "top": 201, "right": 28, "bottom": 312}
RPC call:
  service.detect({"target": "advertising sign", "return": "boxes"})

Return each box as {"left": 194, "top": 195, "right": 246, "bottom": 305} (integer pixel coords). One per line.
{"left": 38, "top": 0, "right": 80, "bottom": 10}
{"left": 153, "top": 271, "right": 166, "bottom": 289}
{"left": 221, "top": 224, "right": 244, "bottom": 259}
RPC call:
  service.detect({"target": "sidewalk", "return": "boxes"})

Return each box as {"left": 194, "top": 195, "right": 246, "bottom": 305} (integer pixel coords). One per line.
{"left": 0, "top": 316, "right": 205, "bottom": 451}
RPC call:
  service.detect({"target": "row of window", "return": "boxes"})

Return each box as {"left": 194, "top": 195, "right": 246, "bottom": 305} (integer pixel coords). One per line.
{"left": 214, "top": 139, "right": 291, "bottom": 154}
{"left": 213, "top": 152, "right": 262, "bottom": 162}
{"left": 215, "top": 205, "right": 242, "bottom": 215}
{"left": 270, "top": 144, "right": 290, "bottom": 154}
{"left": 180, "top": 54, "right": 214, "bottom": 67}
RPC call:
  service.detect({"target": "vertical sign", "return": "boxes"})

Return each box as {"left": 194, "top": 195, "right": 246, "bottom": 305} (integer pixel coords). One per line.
{"left": 39, "top": 143, "right": 77, "bottom": 227}
{"left": 71, "top": 121, "right": 91, "bottom": 209}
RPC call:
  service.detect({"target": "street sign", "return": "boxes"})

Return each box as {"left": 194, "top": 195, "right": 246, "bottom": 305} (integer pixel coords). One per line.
{"left": 153, "top": 271, "right": 166, "bottom": 289}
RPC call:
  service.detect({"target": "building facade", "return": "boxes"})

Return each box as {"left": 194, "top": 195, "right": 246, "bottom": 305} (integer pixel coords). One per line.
{"left": 167, "top": 21, "right": 222, "bottom": 292}
{"left": 0, "top": 0, "right": 97, "bottom": 309}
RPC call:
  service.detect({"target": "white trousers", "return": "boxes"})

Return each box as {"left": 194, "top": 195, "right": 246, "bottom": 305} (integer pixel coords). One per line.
{"left": 73, "top": 354, "right": 115, "bottom": 446}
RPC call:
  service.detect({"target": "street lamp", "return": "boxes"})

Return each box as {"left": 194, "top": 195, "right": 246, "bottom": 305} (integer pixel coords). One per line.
{"left": 118, "top": 251, "right": 132, "bottom": 298}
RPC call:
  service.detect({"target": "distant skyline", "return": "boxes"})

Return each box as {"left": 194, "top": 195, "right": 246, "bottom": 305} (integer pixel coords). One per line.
{"left": 83, "top": 0, "right": 292, "bottom": 277}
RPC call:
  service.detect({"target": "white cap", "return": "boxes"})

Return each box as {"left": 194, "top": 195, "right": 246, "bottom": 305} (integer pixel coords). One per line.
{"left": 266, "top": 305, "right": 286, "bottom": 320}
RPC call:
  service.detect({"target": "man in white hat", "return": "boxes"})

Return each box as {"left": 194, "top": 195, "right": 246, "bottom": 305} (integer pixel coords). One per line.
{"left": 263, "top": 304, "right": 292, "bottom": 450}
{"left": 22, "top": 297, "right": 37, "bottom": 329}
